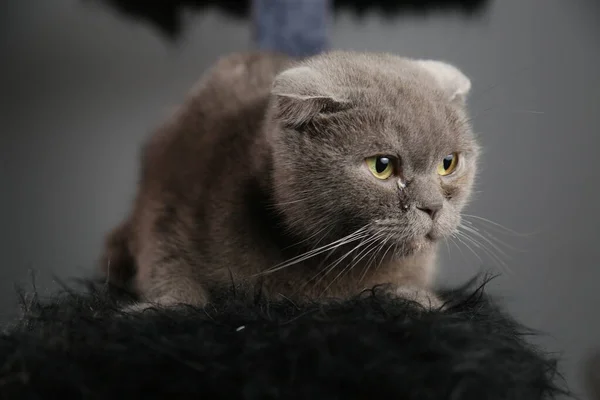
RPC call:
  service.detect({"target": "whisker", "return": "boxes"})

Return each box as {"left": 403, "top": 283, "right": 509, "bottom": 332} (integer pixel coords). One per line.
{"left": 358, "top": 234, "right": 391, "bottom": 283}
{"left": 443, "top": 237, "right": 452, "bottom": 260}
{"left": 455, "top": 230, "right": 507, "bottom": 275}
{"left": 452, "top": 232, "right": 483, "bottom": 264}
{"left": 447, "top": 236, "right": 466, "bottom": 260}
{"left": 446, "top": 236, "right": 480, "bottom": 276}
{"left": 256, "top": 226, "right": 369, "bottom": 276}
{"left": 460, "top": 225, "right": 511, "bottom": 261}
{"left": 375, "top": 234, "right": 395, "bottom": 272}
{"left": 310, "top": 223, "right": 337, "bottom": 251}
{"left": 342, "top": 234, "right": 385, "bottom": 282}
{"left": 508, "top": 109, "right": 545, "bottom": 114}
{"left": 469, "top": 107, "right": 545, "bottom": 121}
{"left": 318, "top": 233, "right": 385, "bottom": 294}
{"left": 461, "top": 214, "right": 531, "bottom": 236}
{"left": 456, "top": 229, "right": 511, "bottom": 276}
{"left": 304, "top": 225, "right": 369, "bottom": 283}
{"left": 315, "top": 233, "right": 382, "bottom": 285}
{"left": 461, "top": 220, "right": 520, "bottom": 252}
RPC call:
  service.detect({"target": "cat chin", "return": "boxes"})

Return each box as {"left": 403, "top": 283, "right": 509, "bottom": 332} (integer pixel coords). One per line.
{"left": 396, "top": 235, "right": 436, "bottom": 257}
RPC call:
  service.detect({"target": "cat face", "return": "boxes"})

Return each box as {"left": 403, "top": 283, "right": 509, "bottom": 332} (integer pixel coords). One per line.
{"left": 268, "top": 52, "right": 479, "bottom": 257}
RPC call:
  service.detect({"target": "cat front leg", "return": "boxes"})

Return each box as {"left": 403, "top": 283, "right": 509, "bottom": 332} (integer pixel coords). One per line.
{"left": 122, "top": 255, "right": 210, "bottom": 313}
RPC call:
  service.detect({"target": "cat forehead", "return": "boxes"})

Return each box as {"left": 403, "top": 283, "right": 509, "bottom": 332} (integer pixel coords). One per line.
{"left": 272, "top": 51, "right": 476, "bottom": 154}
{"left": 278, "top": 51, "right": 472, "bottom": 105}
{"left": 342, "top": 92, "right": 474, "bottom": 160}
{"left": 385, "top": 110, "right": 468, "bottom": 157}
{"left": 326, "top": 100, "right": 472, "bottom": 162}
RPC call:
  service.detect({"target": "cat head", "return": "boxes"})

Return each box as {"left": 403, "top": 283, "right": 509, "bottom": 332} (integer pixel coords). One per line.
{"left": 267, "top": 51, "right": 479, "bottom": 257}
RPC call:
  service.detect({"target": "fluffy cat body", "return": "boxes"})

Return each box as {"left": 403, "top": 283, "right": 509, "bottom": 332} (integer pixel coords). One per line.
{"left": 101, "top": 51, "right": 479, "bottom": 308}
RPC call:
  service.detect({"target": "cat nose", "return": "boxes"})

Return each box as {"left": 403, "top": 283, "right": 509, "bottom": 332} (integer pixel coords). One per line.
{"left": 416, "top": 203, "right": 442, "bottom": 220}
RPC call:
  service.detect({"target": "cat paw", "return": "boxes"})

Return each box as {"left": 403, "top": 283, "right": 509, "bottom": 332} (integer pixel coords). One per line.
{"left": 119, "top": 295, "right": 199, "bottom": 314}
{"left": 394, "top": 286, "right": 444, "bottom": 310}
{"left": 120, "top": 302, "right": 162, "bottom": 314}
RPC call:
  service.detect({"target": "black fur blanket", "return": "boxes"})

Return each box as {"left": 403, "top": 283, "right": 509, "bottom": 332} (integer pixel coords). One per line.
{"left": 0, "top": 278, "right": 566, "bottom": 399}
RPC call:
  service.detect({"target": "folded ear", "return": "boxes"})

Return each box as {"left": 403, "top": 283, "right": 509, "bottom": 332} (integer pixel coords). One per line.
{"left": 271, "top": 66, "right": 349, "bottom": 128}
{"left": 416, "top": 60, "right": 472, "bottom": 103}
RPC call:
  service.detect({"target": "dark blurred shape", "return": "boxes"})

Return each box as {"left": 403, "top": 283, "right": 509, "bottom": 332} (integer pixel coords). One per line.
{"left": 335, "top": 0, "right": 489, "bottom": 15}
{"left": 90, "top": 0, "right": 491, "bottom": 39}
{"left": 253, "top": 0, "right": 331, "bottom": 57}
{"left": 584, "top": 350, "right": 600, "bottom": 400}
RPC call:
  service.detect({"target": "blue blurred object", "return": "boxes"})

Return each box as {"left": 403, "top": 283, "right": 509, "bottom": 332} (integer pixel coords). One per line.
{"left": 252, "top": 0, "right": 332, "bottom": 57}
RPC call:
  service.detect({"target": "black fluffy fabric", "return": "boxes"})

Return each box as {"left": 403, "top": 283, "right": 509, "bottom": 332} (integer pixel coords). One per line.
{"left": 90, "top": 0, "right": 491, "bottom": 39}
{"left": 0, "top": 278, "right": 566, "bottom": 399}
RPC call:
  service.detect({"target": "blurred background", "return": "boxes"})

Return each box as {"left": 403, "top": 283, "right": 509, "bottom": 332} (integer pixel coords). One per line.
{"left": 1, "top": 0, "right": 599, "bottom": 398}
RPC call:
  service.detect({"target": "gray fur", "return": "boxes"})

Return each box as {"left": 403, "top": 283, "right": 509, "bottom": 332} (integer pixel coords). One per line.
{"left": 100, "top": 51, "right": 479, "bottom": 309}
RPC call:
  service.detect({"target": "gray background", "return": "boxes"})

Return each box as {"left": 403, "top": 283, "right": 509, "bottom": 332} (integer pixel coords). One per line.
{"left": 1, "top": 0, "right": 599, "bottom": 398}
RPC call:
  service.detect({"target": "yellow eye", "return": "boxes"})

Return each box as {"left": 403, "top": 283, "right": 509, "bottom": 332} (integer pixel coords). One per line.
{"left": 366, "top": 156, "right": 394, "bottom": 180}
{"left": 437, "top": 152, "right": 459, "bottom": 176}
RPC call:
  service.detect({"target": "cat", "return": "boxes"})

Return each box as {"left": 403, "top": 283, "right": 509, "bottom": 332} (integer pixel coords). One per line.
{"left": 100, "top": 50, "right": 479, "bottom": 310}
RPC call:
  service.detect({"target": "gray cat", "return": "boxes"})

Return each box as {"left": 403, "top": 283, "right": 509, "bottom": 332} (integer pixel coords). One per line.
{"left": 100, "top": 51, "right": 479, "bottom": 310}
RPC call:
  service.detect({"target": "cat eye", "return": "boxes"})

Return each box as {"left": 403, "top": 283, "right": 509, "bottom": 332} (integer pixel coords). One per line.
{"left": 366, "top": 156, "right": 394, "bottom": 180}
{"left": 437, "top": 152, "right": 459, "bottom": 176}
